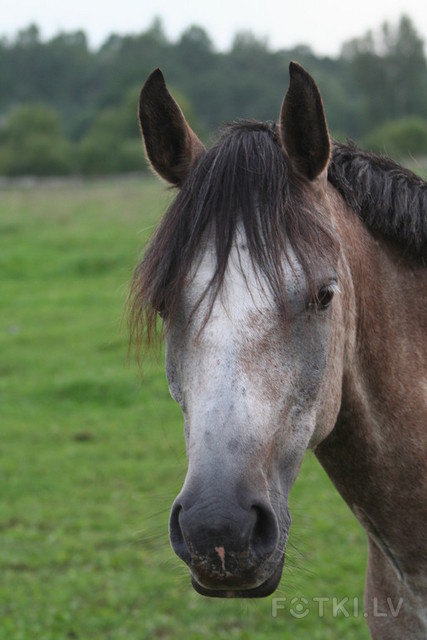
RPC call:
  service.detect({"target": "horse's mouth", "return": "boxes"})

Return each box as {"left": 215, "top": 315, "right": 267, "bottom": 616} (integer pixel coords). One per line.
{"left": 190, "top": 559, "right": 284, "bottom": 598}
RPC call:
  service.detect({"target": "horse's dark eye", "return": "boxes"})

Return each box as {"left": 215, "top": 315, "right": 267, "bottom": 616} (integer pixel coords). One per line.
{"left": 316, "top": 285, "right": 335, "bottom": 309}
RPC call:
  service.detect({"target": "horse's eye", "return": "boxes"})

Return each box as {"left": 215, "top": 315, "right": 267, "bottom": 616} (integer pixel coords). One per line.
{"left": 316, "top": 285, "right": 335, "bottom": 309}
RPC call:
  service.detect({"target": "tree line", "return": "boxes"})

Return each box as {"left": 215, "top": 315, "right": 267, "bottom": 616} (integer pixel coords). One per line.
{"left": 0, "top": 15, "right": 426, "bottom": 176}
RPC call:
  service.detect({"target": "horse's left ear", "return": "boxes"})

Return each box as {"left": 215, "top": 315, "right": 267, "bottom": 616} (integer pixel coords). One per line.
{"left": 279, "top": 62, "right": 330, "bottom": 182}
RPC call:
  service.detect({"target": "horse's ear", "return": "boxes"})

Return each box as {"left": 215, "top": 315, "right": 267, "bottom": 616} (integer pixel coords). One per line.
{"left": 138, "top": 69, "right": 205, "bottom": 186}
{"left": 279, "top": 62, "right": 330, "bottom": 181}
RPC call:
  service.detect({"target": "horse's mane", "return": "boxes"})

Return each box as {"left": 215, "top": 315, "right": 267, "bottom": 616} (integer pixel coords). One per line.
{"left": 328, "top": 141, "right": 427, "bottom": 258}
{"left": 129, "top": 121, "right": 337, "bottom": 349}
{"left": 129, "top": 122, "right": 426, "bottom": 351}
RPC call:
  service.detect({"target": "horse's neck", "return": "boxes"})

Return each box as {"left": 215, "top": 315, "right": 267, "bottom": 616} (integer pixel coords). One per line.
{"left": 316, "top": 196, "right": 427, "bottom": 586}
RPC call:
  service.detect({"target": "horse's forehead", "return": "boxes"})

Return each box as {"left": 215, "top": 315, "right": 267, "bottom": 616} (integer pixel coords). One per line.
{"left": 187, "top": 231, "right": 303, "bottom": 322}
{"left": 190, "top": 244, "right": 268, "bottom": 315}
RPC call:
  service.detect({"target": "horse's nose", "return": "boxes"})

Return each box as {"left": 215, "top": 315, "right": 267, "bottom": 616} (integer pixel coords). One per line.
{"left": 169, "top": 489, "right": 279, "bottom": 582}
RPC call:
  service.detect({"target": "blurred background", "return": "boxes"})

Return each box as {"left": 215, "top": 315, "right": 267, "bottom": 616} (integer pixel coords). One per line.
{"left": 0, "top": 2, "right": 425, "bottom": 640}
{"left": 0, "top": 3, "right": 426, "bottom": 177}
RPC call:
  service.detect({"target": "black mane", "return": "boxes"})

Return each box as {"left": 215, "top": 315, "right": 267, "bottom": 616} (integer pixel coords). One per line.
{"left": 328, "top": 141, "right": 427, "bottom": 258}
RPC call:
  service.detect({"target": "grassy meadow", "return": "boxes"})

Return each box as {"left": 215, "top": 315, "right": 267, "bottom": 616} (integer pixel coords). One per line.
{"left": 0, "top": 176, "right": 371, "bottom": 639}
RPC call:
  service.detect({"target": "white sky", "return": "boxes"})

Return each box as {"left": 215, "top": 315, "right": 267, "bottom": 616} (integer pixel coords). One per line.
{"left": 2, "top": 0, "right": 426, "bottom": 54}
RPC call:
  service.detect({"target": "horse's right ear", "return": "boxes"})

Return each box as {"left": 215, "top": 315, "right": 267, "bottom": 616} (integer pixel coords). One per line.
{"left": 138, "top": 69, "right": 205, "bottom": 186}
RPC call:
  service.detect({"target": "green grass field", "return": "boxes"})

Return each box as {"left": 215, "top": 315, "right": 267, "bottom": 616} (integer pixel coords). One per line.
{"left": 0, "top": 177, "right": 372, "bottom": 639}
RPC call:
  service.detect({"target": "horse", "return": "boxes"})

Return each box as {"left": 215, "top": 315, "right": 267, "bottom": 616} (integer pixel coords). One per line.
{"left": 129, "top": 63, "right": 427, "bottom": 639}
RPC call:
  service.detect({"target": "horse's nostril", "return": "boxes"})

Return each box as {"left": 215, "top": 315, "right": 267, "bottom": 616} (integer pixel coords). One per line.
{"left": 169, "top": 501, "right": 190, "bottom": 562}
{"left": 250, "top": 504, "right": 279, "bottom": 559}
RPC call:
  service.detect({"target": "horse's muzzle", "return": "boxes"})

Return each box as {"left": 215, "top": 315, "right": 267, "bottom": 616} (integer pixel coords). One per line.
{"left": 169, "top": 486, "right": 286, "bottom": 597}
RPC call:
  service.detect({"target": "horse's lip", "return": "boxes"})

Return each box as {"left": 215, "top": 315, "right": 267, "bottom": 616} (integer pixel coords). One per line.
{"left": 190, "top": 560, "right": 284, "bottom": 599}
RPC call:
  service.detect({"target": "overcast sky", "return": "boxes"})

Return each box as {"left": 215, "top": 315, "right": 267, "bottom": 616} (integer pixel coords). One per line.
{"left": 2, "top": 0, "right": 426, "bottom": 55}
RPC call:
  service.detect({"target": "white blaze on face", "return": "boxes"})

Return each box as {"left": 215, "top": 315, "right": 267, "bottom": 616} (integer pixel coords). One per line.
{"left": 165, "top": 228, "right": 343, "bottom": 485}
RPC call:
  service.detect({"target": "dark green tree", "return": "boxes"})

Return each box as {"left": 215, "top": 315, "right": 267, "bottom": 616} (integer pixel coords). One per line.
{"left": 342, "top": 15, "right": 427, "bottom": 131}
{"left": 0, "top": 105, "right": 75, "bottom": 175}
{"left": 362, "top": 116, "right": 427, "bottom": 158}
